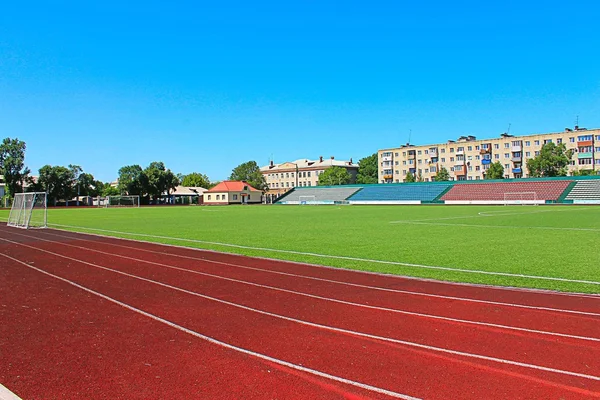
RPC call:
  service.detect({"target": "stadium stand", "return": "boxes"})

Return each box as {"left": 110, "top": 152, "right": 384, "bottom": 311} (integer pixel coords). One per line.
{"left": 441, "top": 180, "right": 572, "bottom": 204}
{"left": 564, "top": 180, "right": 600, "bottom": 203}
{"left": 347, "top": 183, "right": 453, "bottom": 204}
{"left": 276, "top": 187, "right": 362, "bottom": 204}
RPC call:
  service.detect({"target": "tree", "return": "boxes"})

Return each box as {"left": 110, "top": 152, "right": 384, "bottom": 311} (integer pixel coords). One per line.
{"left": 101, "top": 184, "right": 120, "bottom": 196}
{"left": 229, "top": 161, "right": 267, "bottom": 190}
{"left": 356, "top": 153, "right": 378, "bottom": 184}
{"left": 318, "top": 166, "right": 351, "bottom": 186}
{"left": 181, "top": 172, "right": 211, "bottom": 188}
{"left": 485, "top": 162, "right": 504, "bottom": 179}
{"left": 526, "top": 142, "right": 573, "bottom": 177}
{"left": 144, "top": 161, "right": 179, "bottom": 200}
{"left": 38, "top": 165, "right": 76, "bottom": 205}
{"left": 571, "top": 169, "right": 596, "bottom": 176}
{"left": 0, "top": 138, "right": 28, "bottom": 197}
{"left": 433, "top": 167, "right": 450, "bottom": 181}
{"left": 404, "top": 171, "right": 416, "bottom": 183}
{"left": 118, "top": 165, "right": 147, "bottom": 196}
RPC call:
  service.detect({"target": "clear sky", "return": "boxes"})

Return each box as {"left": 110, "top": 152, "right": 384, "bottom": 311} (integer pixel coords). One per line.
{"left": 1, "top": 1, "right": 599, "bottom": 182}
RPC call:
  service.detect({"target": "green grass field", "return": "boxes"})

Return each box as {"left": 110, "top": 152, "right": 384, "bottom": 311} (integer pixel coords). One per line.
{"left": 1, "top": 205, "right": 599, "bottom": 293}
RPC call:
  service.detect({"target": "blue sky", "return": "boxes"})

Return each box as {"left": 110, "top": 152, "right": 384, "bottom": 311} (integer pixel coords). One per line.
{"left": 1, "top": 1, "right": 599, "bottom": 182}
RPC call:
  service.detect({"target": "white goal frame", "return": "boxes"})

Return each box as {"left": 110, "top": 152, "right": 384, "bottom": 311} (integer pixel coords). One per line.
{"left": 503, "top": 192, "right": 539, "bottom": 206}
{"left": 97, "top": 195, "right": 140, "bottom": 208}
{"left": 7, "top": 192, "right": 48, "bottom": 229}
{"left": 298, "top": 195, "right": 317, "bottom": 205}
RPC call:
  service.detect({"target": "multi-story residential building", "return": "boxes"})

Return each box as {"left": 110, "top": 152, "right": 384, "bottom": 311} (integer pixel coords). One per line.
{"left": 261, "top": 156, "right": 358, "bottom": 200}
{"left": 378, "top": 126, "right": 600, "bottom": 183}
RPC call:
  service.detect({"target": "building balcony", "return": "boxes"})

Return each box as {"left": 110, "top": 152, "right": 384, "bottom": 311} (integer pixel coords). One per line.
{"left": 456, "top": 150, "right": 464, "bottom": 156}
{"left": 408, "top": 168, "right": 417, "bottom": 174}
{"left": 577, "top": 140, "right": 593, "bottom": 147}
{"left": 383, "top": 174, "right": 393, "bottom": 179}
{"left": 454, "top": 166, "right": 466, "bottom": 176}
{"left": 511, "top": 156, "right": 522, "bottom": 162}
{"left": 479, "top": 148, "right": 491, "bottom": 155}
{"left": 578, "top": 152, "right": 593, "bottom": 159}
{"left": 512, "top": 168, "right": 522, "bottom": 174}
{"left": 481, "top": 159, "right": 492, "bottom": 165}
{"left": 407, "top": 152, "right": 416, "bottom": 158}
{"left": 511, "top": 145, "right": 522, "bottom": 152}
{"left": 381, "top": 156, "right": 393, "bottom": 162}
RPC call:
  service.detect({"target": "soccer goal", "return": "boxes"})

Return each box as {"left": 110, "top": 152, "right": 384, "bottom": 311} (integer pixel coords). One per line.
{"left": 98, "top": 195, "right": 140, "bottom": 208}
{"left": 7, "top": 192, "right": 48, "bottom": 229}
{"left": 298, "top": 195, "right": 317, "bottom": 205}
{"left": 503, "top": 192, "right": 539, "bottom": 206}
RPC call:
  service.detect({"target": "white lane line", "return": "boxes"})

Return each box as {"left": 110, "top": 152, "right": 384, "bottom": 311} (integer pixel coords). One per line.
{"left": 21, "top": 230, "right": 600, "bottom": 342}
{"left": 0, "top": 384, "right": 22, "bottom": 400}
{"left": 2, "top": 238, "right": 600, "bottom": 385}
{"left": 389, "top": 220, "right": 600, "bottom": 232}
{"left": 7, "top": 229, "right": 600, "bottom": 318}
{"left": 46, "top": 223, "right": 600, "bottom": 286}
{"left": 41, "top": 228, "right": 600, "bottom": 299}
{"left": 0, "top": 252, "right": 418, "bottom": 400}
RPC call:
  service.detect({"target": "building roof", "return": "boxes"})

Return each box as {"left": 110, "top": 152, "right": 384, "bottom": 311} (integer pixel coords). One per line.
{"left": 206, "top": 181, "right": 261, "bottom": 193}
{"left": 260, "top": 156, "right": 358, "bottom": 172}
{"left": 167, "top": 186, "right": 208, "bottom": 196}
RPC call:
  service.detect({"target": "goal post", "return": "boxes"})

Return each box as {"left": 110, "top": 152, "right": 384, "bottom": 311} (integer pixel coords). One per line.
{"left": 7, "top": 192, "right": 48, "bottom": 229}
{"left": 97, "top": 195, "right": 140, "bottom": 208}
{"left": 503, "top": 192, "right": 539, "bottom": 206}
{"left": 298, "top": 195, "right": 317, "bottom": 205}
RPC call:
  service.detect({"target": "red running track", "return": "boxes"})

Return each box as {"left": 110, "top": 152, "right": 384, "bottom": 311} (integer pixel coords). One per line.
{"left": 0, "top": 225, "right": 599, "bottom": 399}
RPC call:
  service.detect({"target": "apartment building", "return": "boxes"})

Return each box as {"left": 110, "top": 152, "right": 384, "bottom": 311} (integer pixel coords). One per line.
{"left": 378, "top": 126, "right": 600, "bottom": 183}
{"left": 260, "top": 156, "right": 358, "bottom": 200}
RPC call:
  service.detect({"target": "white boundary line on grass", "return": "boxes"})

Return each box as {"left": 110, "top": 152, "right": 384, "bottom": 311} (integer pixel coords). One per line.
{"left": 46, "top": 223, "right": 600, "bottom": 286}
{"left": 0, "top": 384, "right": 21, "bottom": 400}
{"left": 2, "top": 245, "right": 599, "bottom": 386}
{"left": 0, "top": 252, "right": 418, "bottom": 400}
{"left": 388, "top": 220, "right": 600, "bottom": 232}
{"left": 27, "top": 229, "right": 600, "bottom": 341}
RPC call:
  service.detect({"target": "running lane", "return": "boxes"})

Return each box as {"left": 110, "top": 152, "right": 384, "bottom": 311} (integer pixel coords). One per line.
{"left": 0, "top": 229, "right": 599, "bottom": 399}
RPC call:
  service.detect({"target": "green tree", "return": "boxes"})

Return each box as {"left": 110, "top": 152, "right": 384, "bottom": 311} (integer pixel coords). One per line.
{"left": 433, "top": 167, "right": 450, "bottom": 181}
{"left": 181, "top": 172, "right": 211, "bottom": 188}
{"left": 526, "top": 142, "right": 573, "bottom": 177}
{"left": 38, "top": 165, "right": 76, "bottom": 205}
{"left": 0, "top": 138, "right": 28, "bottom": 197}
{"left": 229, "top": 161, "right": 267, "bottom": 190}
{"left": 485, "top": 162, "right": 505, "bottom": 179}
{"left": 118, "top": 165, "right": 147, "bottom": 196}
{"left": 101, "top": 184, "right": 120, "bottom": 196}
{"left": 144, "top": 161, "right": 179, "bottom": 200}
{"left": 356, "top": 153, "right": 378, "bottom": 184}
{"left": 404, "top": 171, "right": 416, "bottom": 183}
{"left": 318, "top": 166, "right": 351, "bottom": 186}
{"left": 571, "top": 169, "right": 596, "bottom": 176}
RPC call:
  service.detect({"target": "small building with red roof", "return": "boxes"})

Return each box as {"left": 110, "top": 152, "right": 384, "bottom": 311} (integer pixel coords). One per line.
{"left": 204, "top": 181, "right": 262, "bottom": 205}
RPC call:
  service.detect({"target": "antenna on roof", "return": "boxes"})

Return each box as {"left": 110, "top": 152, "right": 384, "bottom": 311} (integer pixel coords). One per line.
{"left": 507, "top": 123, "right": 511, "bottom": 135}
{"left": 408, "top": 129, "right": 412, "bottom": 145}
{"left": 575, "top": 115, "right": 579, "bottom": 128}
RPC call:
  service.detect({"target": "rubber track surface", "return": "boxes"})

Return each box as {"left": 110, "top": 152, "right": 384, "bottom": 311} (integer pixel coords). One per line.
{"left": 0, "top": 225, "right": 599, "bottom": 399}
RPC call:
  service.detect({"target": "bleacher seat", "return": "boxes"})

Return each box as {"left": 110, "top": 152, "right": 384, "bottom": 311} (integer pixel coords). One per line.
{"left": 276, "top": 187, "right": 362, "bottom": 203}
{"left": 565, "top": 180, "right": 600, "bottom": 201}
{"left": 441, "top": 181, "right": 571, "bottom": 202}
{"left": 348, "top": 183, "right": 452, "bottom": 202}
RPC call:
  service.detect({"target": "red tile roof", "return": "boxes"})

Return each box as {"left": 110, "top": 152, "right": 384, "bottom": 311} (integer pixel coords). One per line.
{"left": 206, "top": 181, "right": 261, "bottom": 193}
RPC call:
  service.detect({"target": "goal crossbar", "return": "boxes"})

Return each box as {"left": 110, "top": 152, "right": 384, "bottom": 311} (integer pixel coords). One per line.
{"left": 7, "top": 192, "right": 48, "bottom": 229}
{"left": 97, "top": 195, "right": 140, "bottom": 208}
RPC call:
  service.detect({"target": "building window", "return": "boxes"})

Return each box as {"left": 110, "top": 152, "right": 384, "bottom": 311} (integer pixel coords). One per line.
{"left": 395, "top": 152, "right": 399, "bottom": 156}
{"left": 535, "top": 151, "right": 540, "bottom": 156}
{"left": 450, "top": 157, "right": 454, "bottom": 162}
{"left": 441, "top": 149, "right": 445, "bottom": 153}
{"left": 526, "top": 152, "right": 531, "bottom": 157}
{"left": 216, "top": 195, "right": 220, "bottom": 200}
{"left": 557, "top": 138, "right": 562, "bottom": 144}
{"left": 495, "top": 154, "right": 500, "bottom": 159}
{"left": 525, "top": 141, "right": 530, "bottom": 146}
{"left": 430, "top": 166, "right": 437, "bottom": 173}
{"left": 417, "top": 150, "right": 422, "bottom": 155}
{"left": 494, "top": 144, "right": 499, "bottom": 149}
{"left": 233, "top": 194, "right": 238, "bottom": 200}
{"left": 505, "top": 143, "right": 510, "bottom": 148}
{"left": 468, "top": 146, "right": 472, "bottom": 151}
{"left": 207, "top": 195, "right": 211, "bottom": 200}
{"left": 534, "top": 140, "right": 540, "bottom": 145}
{"left": 441, "top": 158, "right": 445, "bottom": 162}
{"left": 307, "top": 171, "right": 311, "bottom": 177}
{"left": 395, "top": 161, "right": 399, "bottom": 165}
{"left": 425, "top": 150, "right": 429, "bottom": 154}
{"left": 570, "top": 137, "right": 575, "bottom": 143}
{"left": 450, "top": 148, "right": 455, "bottom": 153}
{"left": 544, "top": 139, "right": 553, "bottom": 144}
{"left": 504, "top": 153, "right": 510, "bottom": 158}
{"left": 475, "top": 145, "right": 480, "bottom": 150}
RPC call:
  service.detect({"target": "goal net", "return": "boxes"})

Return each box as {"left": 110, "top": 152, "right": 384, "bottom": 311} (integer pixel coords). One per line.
{"left": 7, "top": 192, "right": 48, "bottom": 229}
{"left": 503, "top": 192, "right": 539, "bottom": 205}
{"left": 98, "top": 195, "right": 140, "bottom": 208}
{"left": 299, "top": 195, "right": 317, "bottom": 205}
